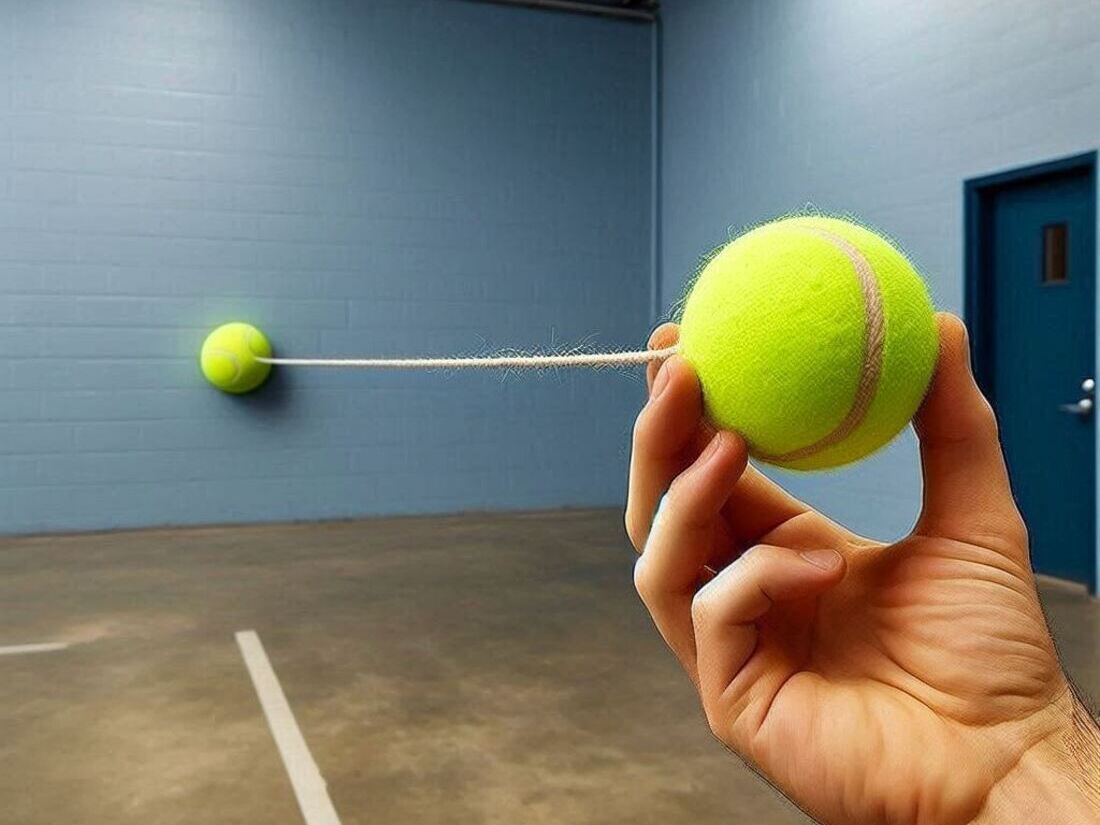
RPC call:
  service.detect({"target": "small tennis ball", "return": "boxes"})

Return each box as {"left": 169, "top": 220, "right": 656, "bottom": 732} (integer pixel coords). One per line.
{"left": 679, "top": 216, "right": 938, "bottom": 471}
{"left": 200, "top": 322, "right": 272, "bottom": 394}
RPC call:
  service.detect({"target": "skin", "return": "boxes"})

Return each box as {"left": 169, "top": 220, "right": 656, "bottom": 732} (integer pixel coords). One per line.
{"left": 626, "top": 313, "right": 1100, "bottom": 825}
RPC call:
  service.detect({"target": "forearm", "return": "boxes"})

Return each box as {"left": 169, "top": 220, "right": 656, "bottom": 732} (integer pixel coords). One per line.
{"left": 974, "top": 688, "right": 1100, "bottom": 824}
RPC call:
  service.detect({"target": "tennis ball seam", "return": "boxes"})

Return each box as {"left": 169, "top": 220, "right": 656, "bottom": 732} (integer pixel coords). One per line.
{"left": 754, "top": 223, "right": 885, "bottom": 464}
{"left": 209, "top": 348, "right": 241, "bottom": 381}
{"left": 200, "top": 322, "right": 272, "bottom": 393}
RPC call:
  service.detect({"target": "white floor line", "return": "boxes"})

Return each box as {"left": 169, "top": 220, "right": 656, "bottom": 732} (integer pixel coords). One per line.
{"left": 235, "top": 630, "right": 342, "bottom": 825}
{"left": 0, "top": 642, "right": 69, "bottom": 656}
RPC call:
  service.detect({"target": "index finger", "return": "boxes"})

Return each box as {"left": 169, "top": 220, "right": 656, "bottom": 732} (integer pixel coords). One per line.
{"left": 633, "top": 431, "right": 748, "bottom": 676}
{"left": 646, "top": 322, "right": 681, "bottom": 393}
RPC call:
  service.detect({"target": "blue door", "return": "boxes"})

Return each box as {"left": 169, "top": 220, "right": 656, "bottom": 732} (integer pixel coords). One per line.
{"left": 971, "top": 157, "right": 1096, "bottom": 592}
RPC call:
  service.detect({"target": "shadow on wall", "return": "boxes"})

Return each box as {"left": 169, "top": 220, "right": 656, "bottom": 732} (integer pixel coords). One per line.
{"left": 216, "top": 367, "right": 295, "bottom": 420}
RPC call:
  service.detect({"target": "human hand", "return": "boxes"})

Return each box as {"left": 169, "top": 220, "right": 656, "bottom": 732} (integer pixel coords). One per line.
{"left": 626, "top": 314, "right": 1100, "bottom": 825}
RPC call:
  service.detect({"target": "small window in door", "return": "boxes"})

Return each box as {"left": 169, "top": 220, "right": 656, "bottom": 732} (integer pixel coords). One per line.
{"left": 1042, "top": 223, "right": 1068, "bottom": 284}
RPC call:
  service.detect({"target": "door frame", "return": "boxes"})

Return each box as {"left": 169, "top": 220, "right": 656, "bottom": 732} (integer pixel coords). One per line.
{"left": 963, "top": 150, "right": 1098, "bottom": 594}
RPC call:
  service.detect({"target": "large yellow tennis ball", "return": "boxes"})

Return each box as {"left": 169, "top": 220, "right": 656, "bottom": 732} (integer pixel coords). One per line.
{"left": 200, "top": 322, "right": 272, "bottom": 394}
{"left": 679, "top": 216, "right": 938, "bottom": 470}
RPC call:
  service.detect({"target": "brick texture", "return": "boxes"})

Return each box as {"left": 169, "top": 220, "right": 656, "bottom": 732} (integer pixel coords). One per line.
{"left": 661, "top": 0, "right": 1100, "bottom": 540}
{"left": 0, "top": 0, "right": 653, "bottom": 532}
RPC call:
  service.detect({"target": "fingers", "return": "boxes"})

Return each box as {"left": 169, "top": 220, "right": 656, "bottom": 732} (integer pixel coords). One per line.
{"left": 914, "top": 314, "right": 1027, "bottom": 549}
{"left": 633, "top": 431, "right": 748, "bottom": 675}
{"left": 692, "top": 545, "right": 846, "bottom": 732}
{"left": 630, "top": 322, "right": 810, "bottom": 553}
{"left": 626, "top": 354, "right": 705, "bottom": 551}
{"left": 646, "top": 322, "right": 680, "bottom": 392}
{"left": 721, "top": 468, "right": 812, "bottom": 548}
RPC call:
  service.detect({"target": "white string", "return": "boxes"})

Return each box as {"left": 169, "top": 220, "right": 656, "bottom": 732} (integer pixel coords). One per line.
{"left": 257, "top": 345, "right": 679, "bottom": 369}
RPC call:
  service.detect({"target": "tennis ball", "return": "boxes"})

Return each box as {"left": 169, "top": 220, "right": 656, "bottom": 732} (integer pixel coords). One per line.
{"left": 678, "top": 216, "right": 938, "bottom": 471}
{"left": 200, "top": 322, "right": 272, "bottom": 394}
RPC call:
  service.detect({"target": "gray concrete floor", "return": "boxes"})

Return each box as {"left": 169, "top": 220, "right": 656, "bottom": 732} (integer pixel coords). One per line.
{"left": 0, "top": 509, "right": 1096, "bottom": 825}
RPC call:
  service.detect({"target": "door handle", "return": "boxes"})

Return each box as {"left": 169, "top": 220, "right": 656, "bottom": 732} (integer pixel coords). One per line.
{"left": 1059, "top": 398, "right": 1094, "bottom": 416}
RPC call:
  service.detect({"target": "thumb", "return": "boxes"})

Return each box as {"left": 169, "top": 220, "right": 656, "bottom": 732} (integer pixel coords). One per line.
{"left": 913, "top": 313, "right": 1026, "bottom": 547}
{"left": 691, "top": 544, "right": 847, "bottom": 735}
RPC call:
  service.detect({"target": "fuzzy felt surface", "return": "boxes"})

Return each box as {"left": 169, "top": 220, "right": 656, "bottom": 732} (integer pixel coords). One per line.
{"left": 200, "top": 322, "right": 273, "bottom": 394}
{"left": 679, "top": 216, "right": 938, "bottom": 470}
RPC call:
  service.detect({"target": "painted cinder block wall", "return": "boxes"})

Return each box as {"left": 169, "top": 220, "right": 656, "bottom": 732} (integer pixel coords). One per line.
{"left": 660, "top": 0, "right": 1100, "bottom": 541}
{"left": 0, "top": 0, "right": 653, "bottom": 533}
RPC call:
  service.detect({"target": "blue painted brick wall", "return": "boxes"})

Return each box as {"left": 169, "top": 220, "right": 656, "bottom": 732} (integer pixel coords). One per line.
{"left": 0, "top": 0, "right": 653, "bottom": 533}
{"left": 661, "top": 0, "right": 1100, "bottom": 541}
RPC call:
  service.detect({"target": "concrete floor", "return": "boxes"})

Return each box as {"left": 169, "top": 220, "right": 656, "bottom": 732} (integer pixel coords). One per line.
{"left": 0, "top": 510, "right": 1096, "bottom": 825}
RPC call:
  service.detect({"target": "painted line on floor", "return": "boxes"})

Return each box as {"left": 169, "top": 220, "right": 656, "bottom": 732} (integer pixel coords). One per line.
{"left": 0, "top": 642, "right": 69, "bottom": 656}
{"left": 235, "top": 630, "right": 342, "bottom": 825}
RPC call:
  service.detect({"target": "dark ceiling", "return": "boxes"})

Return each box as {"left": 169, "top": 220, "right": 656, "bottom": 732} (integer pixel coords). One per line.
{"left": 476, "top": 0, "right": 659, "bottom": 22}
{"left": 589, "top": 0, "right": 658, "bottom": 8}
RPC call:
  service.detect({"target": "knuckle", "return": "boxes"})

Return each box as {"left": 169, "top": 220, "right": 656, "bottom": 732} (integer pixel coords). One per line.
{"left": 663, "top": 473, "right": 710, "bottom": 532}
{"left": 1005, "top": 511, "right": 1030, "bottom": 549}
{"left": 702, "top": 704, "right": 728, "bottom": 742}
{"left": 690, "top": 587, "right": 716, "bottom": 626}
{"left": 972, "top": 396, "right": 1000, "bottom": 440}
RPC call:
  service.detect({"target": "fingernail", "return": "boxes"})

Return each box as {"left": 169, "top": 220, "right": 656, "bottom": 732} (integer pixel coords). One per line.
{"left": 651, "top": 360, "right": 671, "bottom": 399}
{"left": 799, "top": 549, "right": 841, "bottom": 570}
{"left": 700, "top": 431, "right": 725, "bottom": 463}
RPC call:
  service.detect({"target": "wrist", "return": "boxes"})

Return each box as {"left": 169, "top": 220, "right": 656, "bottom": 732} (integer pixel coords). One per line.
{"left": 974, "top": 687, "right": 1100, "bottom": 824}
